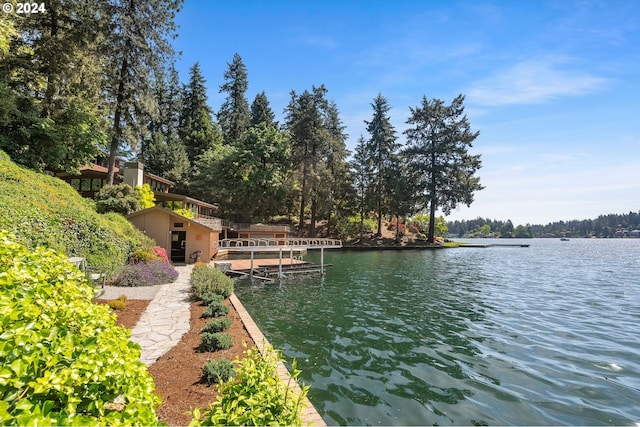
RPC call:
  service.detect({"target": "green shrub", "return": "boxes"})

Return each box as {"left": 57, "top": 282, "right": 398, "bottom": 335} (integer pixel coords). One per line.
{"left": 201, "top": 302, "right": 230, "bottom": 318}
{"left": 335, "top": 213, "right": 376, "bottom": 241}
{"left": 0, "top": 232, "right": 160, "bottom": 425}
{"left": 128, "top": 249, "right": 159, "bottom": 264}
{"left": 198, "top": 332, "right": 233, "bottom": 352}
{"left": 202, "top": 318, "right": 232, "bottom": 334}
{"left": 107, "top": 299, "right": 127, "bottom": 310}
{"left": 200, "top": 292, "right": 224, "bottom": 306}
{"left": 135, "top": 184, "right": 155, "bottom": 209}
{"left": 191, "top": 265, "right": 234, "bottom": 300}
{"left": 0, "top": 151, "right": 154, "bottom": 271}
{"left": 191, "top": 344, "right": 309, "bottom": 426}
{"left": 202, "top": 358, "right": 235, "bottom": 385}
{"left": 94, "top": 183, "right": 140, "bottom": 215}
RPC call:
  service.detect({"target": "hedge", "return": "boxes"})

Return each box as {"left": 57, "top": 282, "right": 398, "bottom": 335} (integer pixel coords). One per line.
{"left": 0, "top": 232, "right": 160, "bottom": 425}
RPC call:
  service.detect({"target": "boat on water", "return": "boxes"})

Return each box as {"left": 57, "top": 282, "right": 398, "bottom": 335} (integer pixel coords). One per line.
{"left": 560, "top": 237, "right": 570, "bottom": 241}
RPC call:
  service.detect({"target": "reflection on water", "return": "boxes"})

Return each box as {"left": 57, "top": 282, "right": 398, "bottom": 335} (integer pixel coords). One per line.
{"left": 235, "top": 239, "right": 640, "bottom": 425}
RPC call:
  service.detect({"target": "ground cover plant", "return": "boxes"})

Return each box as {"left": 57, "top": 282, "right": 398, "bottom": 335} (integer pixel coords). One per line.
{"left": 201, "top": 302, "right": 230, "bottom": 318}
{"left": 190, "top": 344, "right": 309, "bottom": 426}
{"left": 115, "top": 259, "right": 178, "bottom": 287}
{"left": 191, "top": 263, "right": 234, "bottom": 300}
{"left": 202, "top": 358, "right": 235, "bottom": 385}
{"left": 0, "top": 232, "right": 160, "bottom": 425}
{"left": 0, "top": 151, "right": 153, "bottom": 271}
{"left": 202, "top": 318, "right": 232, "bottom": 334}
{"left": 198, "top": 332, "right": 233, "bottom": 352}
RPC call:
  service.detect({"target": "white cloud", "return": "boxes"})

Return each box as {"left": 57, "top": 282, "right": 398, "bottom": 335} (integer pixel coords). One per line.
{"left": 467, "top": 56, "right": 609, "bottom": 106}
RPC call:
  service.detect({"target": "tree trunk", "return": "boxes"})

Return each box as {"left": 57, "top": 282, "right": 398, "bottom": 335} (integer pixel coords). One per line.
{"left": 298, "top": 170, "right": 306, "bottom": 232}
{"left": 395, "top": 214, "right": 400, "bottom": 243}
{"left": 309, "top": 197, "right": 317, "bottom": 237}
{"left": 428, "top": 198, "right": 437, "bottom": 244}
{"left": 107, "top": 45, "right": 130, "bottom": 185}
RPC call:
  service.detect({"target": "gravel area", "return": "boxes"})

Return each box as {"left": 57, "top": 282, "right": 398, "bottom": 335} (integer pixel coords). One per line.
{"left": 95, "top": 284, "right": 164, "bottom": 300}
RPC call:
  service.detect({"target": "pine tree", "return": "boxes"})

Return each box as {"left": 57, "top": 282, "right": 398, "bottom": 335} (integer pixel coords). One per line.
{"left": 179, "top": 62, "right": 222, "bottom": 168}
{"left": 142, "top": 65, "right": 190, "bottom": 191}
{"left": 350, "top": 135, "right": 373, "bottom": 241}
{"left": 0, "top": 0, "right": 109, "bottom": 172}
{"left": 285, "top": 85, "right": 347, "bottom": 236}
{"left": 364, "top": 94, "right": 399, "bottom": 236}
{"left": 403, "top": 94, "right": 483, "bottom": 243}
{"left": 104, "top": 0, "right": 182, "bottom": 185}
{"left": 218, "top": 53, "right": 250, "bottom": 145}
{"left": 250, "top": 91, "right": 276, "bottom": 127}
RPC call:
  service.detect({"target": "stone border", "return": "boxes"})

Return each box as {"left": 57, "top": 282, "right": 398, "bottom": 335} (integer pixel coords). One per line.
{"left": 230, "top": 294, "right": 326, "bottom": 426}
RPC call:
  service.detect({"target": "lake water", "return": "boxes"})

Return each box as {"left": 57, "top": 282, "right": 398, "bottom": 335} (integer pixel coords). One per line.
{"left": 234, "top": 239, "right": 640, "bottom": 425}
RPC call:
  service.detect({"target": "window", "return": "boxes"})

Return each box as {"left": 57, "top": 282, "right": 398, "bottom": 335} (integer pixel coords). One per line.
{"left": 174, "top": 223, "right": 184, "bottom": 228}
{"left": 81, "top": 179, "right": 91, "bottom": 191}
{"left": 92, "top": 179, "right": 102, "bottom": 191}
{"left": 70, "top": 179, "right": 80, "bottom": 190}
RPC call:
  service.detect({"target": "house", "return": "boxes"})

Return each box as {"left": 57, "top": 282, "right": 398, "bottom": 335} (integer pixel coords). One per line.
{"left": 57, "top": 154, "right": 217, "bottom": 218}
{"left": 127, "top": 206, "right": 222, "bottom": 263}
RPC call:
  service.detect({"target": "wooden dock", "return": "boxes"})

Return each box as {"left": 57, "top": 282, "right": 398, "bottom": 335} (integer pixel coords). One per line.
{"left": 215, "top": 258, "right": 331, "bottom": 281}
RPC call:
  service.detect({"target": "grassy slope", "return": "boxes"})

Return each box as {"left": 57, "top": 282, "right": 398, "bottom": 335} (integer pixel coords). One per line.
{"left": 0, "top": 150, "right": 153, "bottom": 270}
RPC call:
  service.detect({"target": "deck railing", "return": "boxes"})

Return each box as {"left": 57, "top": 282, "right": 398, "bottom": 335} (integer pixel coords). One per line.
{"left": 217, "top": 238, "right": 342, "bottom": 249}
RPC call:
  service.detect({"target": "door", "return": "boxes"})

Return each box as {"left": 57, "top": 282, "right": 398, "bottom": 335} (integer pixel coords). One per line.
{"left": 171, "top": 231, "right": 187, "bottom": 263}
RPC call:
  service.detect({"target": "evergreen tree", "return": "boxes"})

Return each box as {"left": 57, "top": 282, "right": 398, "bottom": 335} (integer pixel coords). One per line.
{"left": 285, "top": 85, "right": 348, "bottom": 237}
{"left": 404, "top": 94, "right": 483, "bottom": 243}
{"left": 364, "top": 94, "right": 400, "bottom": 236}
{"left": 218, "top": 53, "right": 250, "bottom": 145}
{"left": 0, "top": 0, "right": 108, "bottom": 172}
{"left": 142, "top": 65, "right": 190, "bottom": 191}
{"left": 179, "top": 62, "right": 222, "bottom": 168}
{"left": 104, "top": 0, "right": 182, "bottom": 184}
{"left": 350, "top": 135, "right": 373, "bottom": 241}
{"left": 250, "top": 91, "right": 276, "bottom": 127}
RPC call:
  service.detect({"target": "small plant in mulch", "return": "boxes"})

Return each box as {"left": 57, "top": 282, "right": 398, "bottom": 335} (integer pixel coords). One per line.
{"left": 201, "top": 302, "right": 230, "bottom": 318}
{"left": 198, "top": 332, "right": 233, "bottom": 352}
{"left": 191, "top": 264, "right": 234, "bottom": 299}
{"left": 202, "top": 357, "right": 235, "bottom": 385}
{"left": 202, "top": 318, "right": 231, "bottom": 334}
{"left": 200, "top": 292, "right": 224, "bottom": 306}
{"left": 107, "top": 294, "right": 128, "bottom": 310}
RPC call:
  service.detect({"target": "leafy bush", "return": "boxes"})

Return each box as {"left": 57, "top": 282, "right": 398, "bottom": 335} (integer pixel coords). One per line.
{"left": 107, "top": 295, "right": 128, "bottom": 310}
{"left": 201, "top": 302, "right": 230, "bottom": 318}
{"left": 202, "top": 318, "right": 232, "bottom": 334}
{"left": 0, "top": 151, "right": 154, "bottom": 271}
{"left": 335, "top": 213, "right": 376, "bottom": 241}
{"left": 152, "top": 246, "right": 170, "bottom": 264}
{"left": 94, "top": 183, "right": 141, "bottom": 215}
{"left": 0, "top": 232, "right": 160, "bottom": 425}
{"left": 135, "top": 184, "right": 155, "bottom": 209}
{"left": 198, "top": 332, "right": 233, "bottom": 352}
{"left": 202, "top": 358, "right": 235, "bottom": 385}
{"left": 173, "top": 208, "right": 195, "bottom": 219}
{"left": 128, "top": 249, "right": 159, "bottom": 264}
{"left": 191, "top": 344, "right": 308, "bottom": 426}
{"left": 115, "top": 260, "right": 179, "bottom": 287}
{"left": 191, "top": 264, "right": 234, "bottom": 300}
{"left": 201, "top": 292, "right": 224, "bottom": 306}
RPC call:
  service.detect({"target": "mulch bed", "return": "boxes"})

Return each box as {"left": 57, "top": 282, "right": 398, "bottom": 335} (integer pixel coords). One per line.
{"left": 100, "top": 297, "right": 255, "bottom": 426}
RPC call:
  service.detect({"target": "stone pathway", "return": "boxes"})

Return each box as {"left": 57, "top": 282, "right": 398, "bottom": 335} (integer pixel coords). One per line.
{"left": 128, "top": 265, "right": 193, "bottom": 366}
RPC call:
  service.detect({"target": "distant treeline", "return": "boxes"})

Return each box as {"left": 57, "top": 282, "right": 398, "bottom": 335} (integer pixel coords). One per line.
{"left": 447, "top": 211, "right": 640, "bottom": 238}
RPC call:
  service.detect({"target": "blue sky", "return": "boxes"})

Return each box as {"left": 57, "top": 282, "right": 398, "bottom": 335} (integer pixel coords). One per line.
{"left": 172, "top": 0, "right": 640, "bottom": 226}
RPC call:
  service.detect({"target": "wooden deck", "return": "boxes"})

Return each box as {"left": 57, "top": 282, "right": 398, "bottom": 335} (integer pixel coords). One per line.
{"left": 222, "top": 258, "right": 306, "bottom": 270}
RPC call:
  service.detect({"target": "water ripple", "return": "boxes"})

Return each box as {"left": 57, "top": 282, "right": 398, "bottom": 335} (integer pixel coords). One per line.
{"left": 236, "top": 239, "right": 640, "bottom": 425}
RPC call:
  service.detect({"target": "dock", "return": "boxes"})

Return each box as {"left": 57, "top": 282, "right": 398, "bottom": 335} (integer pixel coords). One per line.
{"left": 214, "top": 238, "right": 341, "bottom": 281}
{"left": 458, "top": 243, "right": 530, "bottom": 248}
